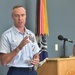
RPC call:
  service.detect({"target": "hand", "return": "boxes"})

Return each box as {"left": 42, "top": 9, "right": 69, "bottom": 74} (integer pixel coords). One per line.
{"left": 17, "top": 36, "right": 30, "bottom": 50}
{"left": 30, "top": 58, "right": 39, "bottom": 66}
{"left": 30, "top": 53, "right": 40, "bottom": 66}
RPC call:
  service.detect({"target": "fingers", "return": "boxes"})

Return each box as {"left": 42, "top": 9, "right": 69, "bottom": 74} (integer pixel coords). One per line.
{"left": 33, "top": 53, "right": 39, "bottom": 59}
{"left": 18, "top": 36, "right": 30, "bottom": 50}
{"left": 22, "top": 36, "right": 29, "bottom": 45}
{"left": 30, "top": 58, "right": 39, "bottom": 66}
{"left": 23, "top": 36, "right": 28, "bottom": 41}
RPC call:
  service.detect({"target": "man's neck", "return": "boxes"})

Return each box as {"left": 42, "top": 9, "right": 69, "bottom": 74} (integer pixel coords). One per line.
{"left": 17, "top": 26, "right": 25, "bottom": 34}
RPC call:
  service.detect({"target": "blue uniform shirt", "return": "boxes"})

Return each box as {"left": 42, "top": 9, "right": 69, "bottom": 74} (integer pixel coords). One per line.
{"left": 0, "top": 25, "right": 40, "bottom": 67}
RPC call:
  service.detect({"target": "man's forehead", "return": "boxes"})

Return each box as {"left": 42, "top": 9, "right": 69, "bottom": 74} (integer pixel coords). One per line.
{"left": 12, "top": 7, "right": 26, "bottom": 14}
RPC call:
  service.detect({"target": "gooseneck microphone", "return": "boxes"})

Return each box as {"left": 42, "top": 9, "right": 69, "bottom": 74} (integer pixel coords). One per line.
{"left": 58, "top": 35, "right": 73, "bottom": 43}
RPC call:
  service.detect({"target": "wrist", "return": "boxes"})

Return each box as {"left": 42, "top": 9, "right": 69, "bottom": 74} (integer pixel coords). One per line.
{"left": 15, "top": 47, "right": 20, "bottom": 52}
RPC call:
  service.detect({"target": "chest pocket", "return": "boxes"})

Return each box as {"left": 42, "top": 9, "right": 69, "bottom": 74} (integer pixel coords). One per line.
{"left": 10, "top": 39, "right": 19, "bottom": 51}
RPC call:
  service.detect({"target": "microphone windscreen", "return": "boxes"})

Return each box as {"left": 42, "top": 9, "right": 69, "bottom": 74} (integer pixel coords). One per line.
{"left": 58, "top": 35, "right": 64, "bottom": 40}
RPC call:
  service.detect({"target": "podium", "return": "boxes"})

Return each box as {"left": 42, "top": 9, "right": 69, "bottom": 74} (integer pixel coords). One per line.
{"left": 37, "top": 57, "right": 75, "bottom": 75}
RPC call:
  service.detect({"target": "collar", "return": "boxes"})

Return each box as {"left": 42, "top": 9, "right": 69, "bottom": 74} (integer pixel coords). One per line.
{"left": 12, "top": 25, "right": 28, "bottom": 34}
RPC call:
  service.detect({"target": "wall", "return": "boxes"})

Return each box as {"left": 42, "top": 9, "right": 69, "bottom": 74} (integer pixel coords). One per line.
{"left": 0, "top": 0, "right": 75, "bottom": 75}
{"left": 47, "top": 0, "right": 75, "bottom": 58}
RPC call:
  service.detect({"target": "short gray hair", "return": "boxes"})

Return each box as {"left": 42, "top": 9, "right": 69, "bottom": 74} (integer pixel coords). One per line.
{"left": 12, "top": 5, "right": 25, "bottom": 10}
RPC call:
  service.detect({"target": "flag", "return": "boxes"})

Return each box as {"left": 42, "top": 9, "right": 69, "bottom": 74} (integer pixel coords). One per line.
{"left": 36, "top": 0, "right": 49, "bottom": 62}
{"left": 38, "top": 35, "right": 48, "bottom": 61}
{"left": 36, "top": 0, "right": 49, "bottom": 35}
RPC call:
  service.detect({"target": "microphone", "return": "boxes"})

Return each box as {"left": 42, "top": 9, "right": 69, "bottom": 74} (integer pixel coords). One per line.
{"left": 58, "top": 35, "right": 73, "bottom": 43}
{"left": 58, "top": 35, "right": 63, "bottom": 40}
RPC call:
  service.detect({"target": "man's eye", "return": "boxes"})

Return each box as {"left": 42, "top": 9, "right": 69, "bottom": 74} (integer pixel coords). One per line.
{"left": 21, "top": 14, "right": 25, "bottom": 17}
{"left": 15, "top": 15, "right": 19, "bottom": 17}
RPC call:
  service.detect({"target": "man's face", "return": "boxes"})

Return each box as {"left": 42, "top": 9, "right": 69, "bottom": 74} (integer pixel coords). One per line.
{"left": 12, "top": 7, "right": 26, "bottom": 28}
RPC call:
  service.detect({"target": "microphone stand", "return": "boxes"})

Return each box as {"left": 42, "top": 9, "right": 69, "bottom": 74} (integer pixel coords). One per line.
{"left": 60, "top": 39, "right": 69, "bottom": 58}
{"left": 63, "top": 40, "right": 66, "bottom": 57}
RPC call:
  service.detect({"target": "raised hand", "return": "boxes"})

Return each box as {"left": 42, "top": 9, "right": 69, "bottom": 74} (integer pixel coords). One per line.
{"left": 17, "top": 36, "right": 30, "bottom": 50}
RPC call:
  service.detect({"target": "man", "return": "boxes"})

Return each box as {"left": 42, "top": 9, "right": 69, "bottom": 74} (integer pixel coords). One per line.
{"left": 73, "top": 45, "right": 75, "bottom": 56}
{"left": 0, "top": 5, "right": 40, "bottom": 75}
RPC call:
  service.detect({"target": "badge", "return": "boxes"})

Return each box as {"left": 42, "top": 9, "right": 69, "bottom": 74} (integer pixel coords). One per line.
{"left": 29, "top": 34, "right": 35, "bottom": 42}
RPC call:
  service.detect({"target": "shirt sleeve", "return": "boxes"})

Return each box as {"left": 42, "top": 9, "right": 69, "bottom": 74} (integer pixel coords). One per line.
{"left": 0, "top": 34, "right": 10, "bottom": 53}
